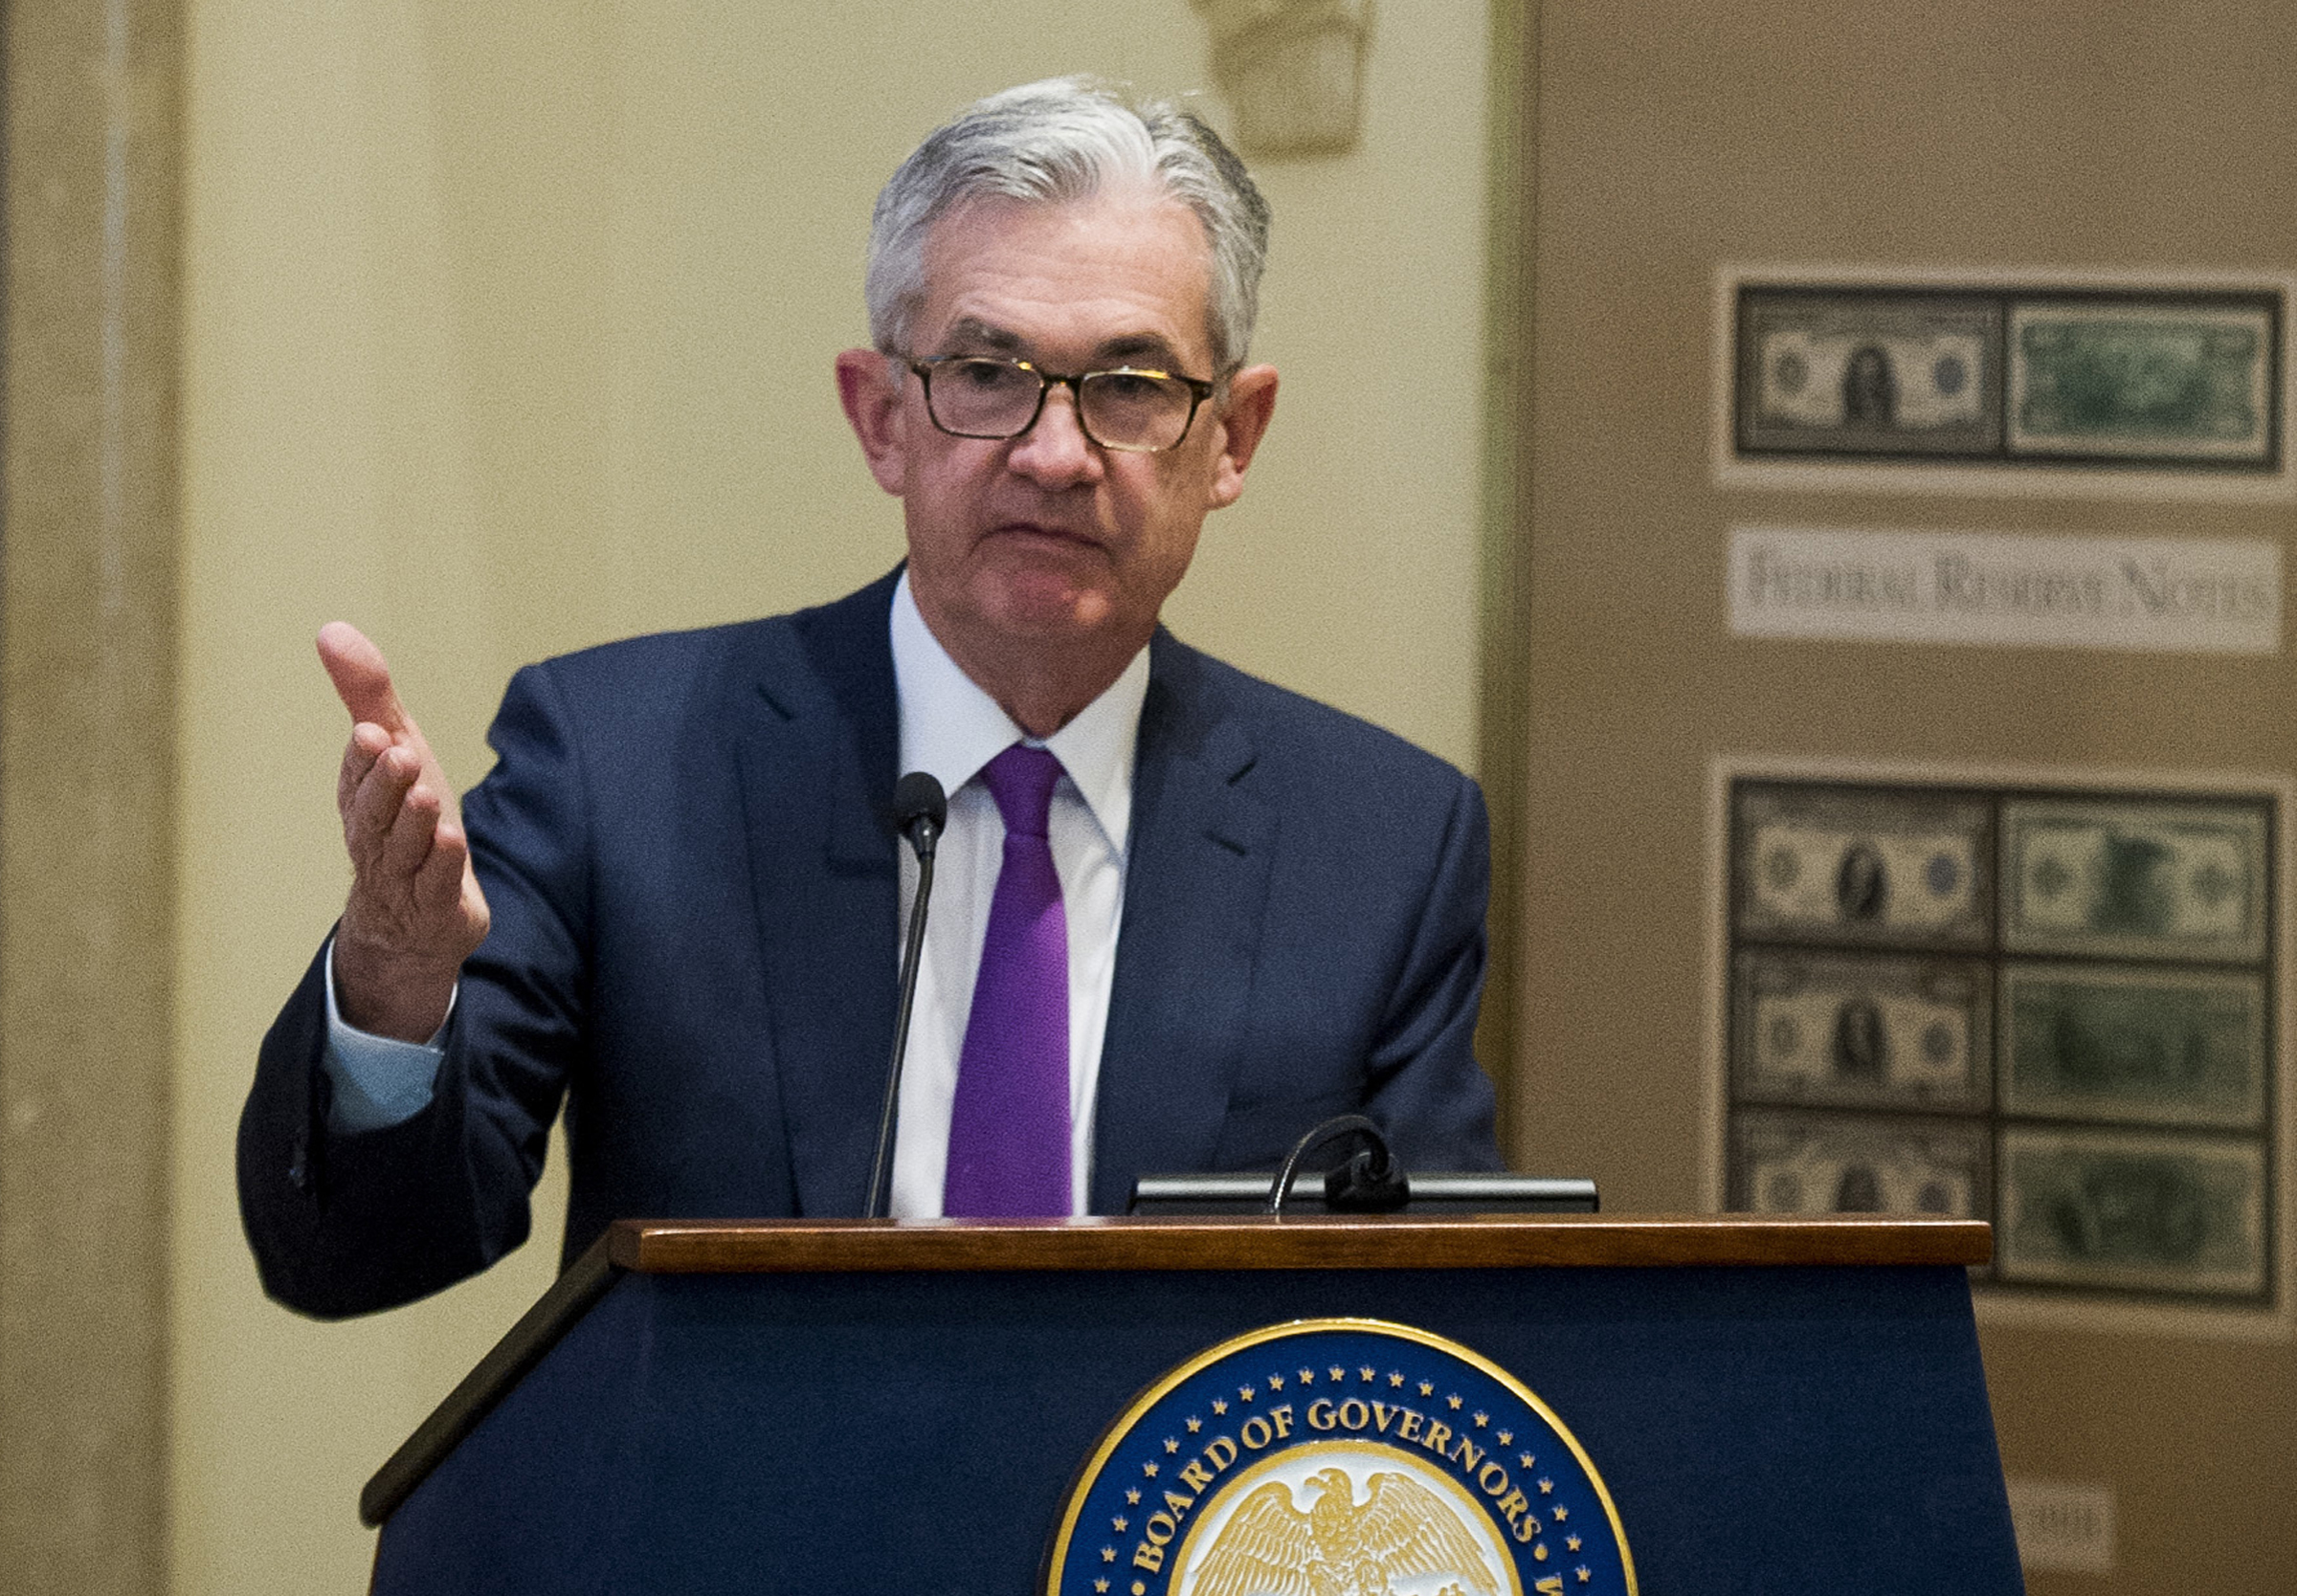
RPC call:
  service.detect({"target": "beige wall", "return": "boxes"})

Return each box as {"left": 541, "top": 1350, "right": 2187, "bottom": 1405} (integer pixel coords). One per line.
{"left": 1517, "top": 2, "right": 2294, "bottom": 1590}
{"left": 172, "top": 3, "right": 1491, "bottom": 1590}
{"left": 3, "top": 4, "right": 180, "bottom": 1591}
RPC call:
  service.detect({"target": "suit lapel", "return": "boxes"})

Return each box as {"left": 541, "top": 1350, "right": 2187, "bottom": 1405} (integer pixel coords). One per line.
{"left": 734, "top": 572, "right": 903, "bottom": 1215}
{"left": 1091, "top": 635, "right": 1274, "bottom": 1212}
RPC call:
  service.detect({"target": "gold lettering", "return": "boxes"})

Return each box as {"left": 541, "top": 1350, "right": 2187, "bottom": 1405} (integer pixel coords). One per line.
{"left": 1536, "top": 1577, "right": 1563, "bottom": 1594}
{"left": 1178, "top": 1462, "right": 1214, "bottom": 1492}
{"left": 1269, "top": 1405, "right": 1295, "bottom": 1439}
{"left": 1394, "top": 1408, "right": 1424, "bottom": 1443}
{"left": 1450, "top": 1437, "right": 1483, "bottom": 1474}
{"left": 1497, "top": 1489, "right": 1531, "bottom": 1528}
{"left": 1512, "top": 1512, "right": 1539, "bottom": 1545}
{"left": 1145, "top": 1513, "right": 1177, "bottom": 1546}
{"left": 1421, "top": 1420, "right": 1452, "bottom": 1454}
{"left": 1478, "top": 1462, "right": 1509, "bottom": 1496}
{"left": 1337, "top": 1399, "right": 1370, "bottom": 1430}
{"left": 1307, "top": 1399, "right": 1337, "bottom": 1431}
{"left": 1239, "top": 1416, "right": 1273, "bottom": 1451}
{"left": 1164, "top": 1492, "right": 1194, "bottom": 1518}
{"left": 1204, "top": 1437, "right": 1238, "bottom": 1472}
{"left": 1133, "top": 1543, "right": 1166, "bottom": 1572}
{"left": 1370, "top": 1403, "right": 1398, "bottom": 1434}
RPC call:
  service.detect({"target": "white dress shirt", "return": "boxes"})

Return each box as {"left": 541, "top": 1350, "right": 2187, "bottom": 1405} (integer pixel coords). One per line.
{"left": 322, "top": 572, "right": 1148, "bottom": 1218}
{"left": 886, "top": 571, "right": 1145, "bottom": 1217}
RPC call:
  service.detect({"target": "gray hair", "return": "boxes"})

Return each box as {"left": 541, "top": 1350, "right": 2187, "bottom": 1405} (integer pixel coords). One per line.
{"left": 865, "top": 77, "right": 1272, "bottom": 374}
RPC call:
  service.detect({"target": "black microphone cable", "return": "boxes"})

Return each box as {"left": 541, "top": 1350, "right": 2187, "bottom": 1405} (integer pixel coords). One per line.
{"left": 1266, "top": 1114, "right": 1411, "bottom": 1216}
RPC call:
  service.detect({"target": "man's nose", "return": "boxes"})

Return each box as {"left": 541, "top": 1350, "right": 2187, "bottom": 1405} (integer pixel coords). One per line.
{"left": 1006, "top": 385, "right": 1102, "bottom": 484}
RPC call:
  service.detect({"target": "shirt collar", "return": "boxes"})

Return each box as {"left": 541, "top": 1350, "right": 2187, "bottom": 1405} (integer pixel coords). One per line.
{"left": 890, "top": 570, "right": 1148, "bottom": 857}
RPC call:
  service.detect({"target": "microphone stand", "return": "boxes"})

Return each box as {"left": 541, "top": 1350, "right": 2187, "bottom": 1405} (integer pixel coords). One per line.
{"left": 866, "top": 772, "right": 947, "bottom": 1218}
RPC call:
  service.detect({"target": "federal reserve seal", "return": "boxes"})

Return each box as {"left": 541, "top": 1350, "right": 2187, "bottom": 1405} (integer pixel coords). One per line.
{"left": 1044, "top": 1320, "right": 1636, "bottom": 1596}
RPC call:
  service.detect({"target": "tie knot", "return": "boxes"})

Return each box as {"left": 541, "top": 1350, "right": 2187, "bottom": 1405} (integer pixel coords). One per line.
{"left": 979, "top": 743, "right": 1063, "bottom": 839}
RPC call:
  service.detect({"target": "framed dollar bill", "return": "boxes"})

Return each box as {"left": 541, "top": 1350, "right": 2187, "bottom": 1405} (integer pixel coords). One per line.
{"left": 1719, "top": 270, "right": 2290, "bottom": 494}
{"left": 1713, "top": 764, "right": 2285, "bottom": 1324}
{"left": 2009, "top": 297, "right": 2278, "bottom": 466}
{"left": 1731, "top": 948, "right": 1994, "bottom": 1114}
{"left": 1736, "top": 288, "right": 2005, "bottom": 457}
{"left": 1999, "top": 796, "right": 2269, "bottom": 964}
{"left": 1996, "top": 1126, "right": 2268, "bottom": 1297}
{"left": 1731, "top": 782, "right": 1994, "bottom": 950}
{"left": 1729, "top": 1106, "right": 1992, "bottom": 1221}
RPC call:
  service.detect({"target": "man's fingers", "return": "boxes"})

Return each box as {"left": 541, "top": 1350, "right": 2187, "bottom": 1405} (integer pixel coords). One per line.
{"left": 336, "top": 721, "right": 392, "bottom": 816}
{"left": 375, "top": 779, "right": 446, "bottom": 880}
{"left": 413, "top": 823, "right": 471, "bottom": 915}
{"left": 343, "top": 743, "right": 423, "bottom": 868}
{"left": 318, "top": 622, "right": 416, "bottom": 736}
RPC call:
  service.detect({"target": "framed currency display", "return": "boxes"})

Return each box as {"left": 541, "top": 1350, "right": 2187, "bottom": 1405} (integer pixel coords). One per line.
{"left": 1728, "top": 277, "right": 2286, "bottom": 477}
{"left": 1719, "top": 774, "right": 2280, "bottom": 1313}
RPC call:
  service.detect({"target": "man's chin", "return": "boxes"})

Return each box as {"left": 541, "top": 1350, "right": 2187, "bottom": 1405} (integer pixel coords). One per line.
{"left": 984, "top": 573, "right": 1119, "bottom": 637}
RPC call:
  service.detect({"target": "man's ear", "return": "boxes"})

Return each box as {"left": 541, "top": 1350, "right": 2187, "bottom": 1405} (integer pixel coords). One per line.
{"left": 1203, "top": 364, "right": 1279, "bottom": 510}
{"left": 836, "top": 349, "right": 910, "bottom": 497}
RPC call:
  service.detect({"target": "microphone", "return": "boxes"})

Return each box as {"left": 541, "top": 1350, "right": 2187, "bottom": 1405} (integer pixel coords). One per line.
{"left": 866, "top": 772, "right": 948, "bottom": 1218}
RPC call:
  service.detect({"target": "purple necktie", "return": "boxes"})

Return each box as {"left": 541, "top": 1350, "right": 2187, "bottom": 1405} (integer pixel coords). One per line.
{"left": 943, "top": 744, "right": 1072, "bottom": 1217}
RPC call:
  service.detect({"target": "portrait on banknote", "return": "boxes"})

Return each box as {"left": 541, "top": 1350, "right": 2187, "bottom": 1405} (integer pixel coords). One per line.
{"left": 1722, "top": 774, "right": 2280, "bottom": 1310}
{"left": 1731, "top": 280, "right": 2285, "bottom": 474}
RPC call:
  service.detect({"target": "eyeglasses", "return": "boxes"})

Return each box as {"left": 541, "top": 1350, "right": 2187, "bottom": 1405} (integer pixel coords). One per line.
{"left": 907, "top": 355, "right": 1216, "bottom": 454}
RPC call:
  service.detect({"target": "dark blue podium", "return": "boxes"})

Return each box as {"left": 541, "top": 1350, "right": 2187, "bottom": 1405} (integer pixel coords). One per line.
{"left": 363, "top": 1215, "right": 2020, "bottom": 1594}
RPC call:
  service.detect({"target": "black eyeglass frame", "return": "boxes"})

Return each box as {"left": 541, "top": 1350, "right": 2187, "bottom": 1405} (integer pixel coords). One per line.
{"left": 905, "top": 355, "right": 1219, "bottom": 454}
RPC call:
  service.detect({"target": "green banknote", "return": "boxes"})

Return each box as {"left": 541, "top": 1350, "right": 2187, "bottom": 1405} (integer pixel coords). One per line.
{"left": 1730, "top": 1109, "right": 1988, "bottom": 1218}
{"left": 2001, "top": 964, "right": 2267, "bottom": 1129}
{"left": 1733, "top": 949, "right": 1990, "bottom": 1110}
{"left": 1998, "top": 1128, "right": 2265, "bottom": 1297}
{"left": 1736, "top": 783, "right": 1992, "bottom": 947}
{"left": 2010, "top": 301, "right": 2273, "bottom": 462}
{"left": 2001, "top": 798, "right": 2268, "bottom": 962}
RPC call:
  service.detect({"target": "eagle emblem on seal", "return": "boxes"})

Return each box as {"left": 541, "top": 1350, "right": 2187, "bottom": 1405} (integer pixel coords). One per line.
{"left": 1184, "top": 1466, "right": 1499, "bottom": 1596}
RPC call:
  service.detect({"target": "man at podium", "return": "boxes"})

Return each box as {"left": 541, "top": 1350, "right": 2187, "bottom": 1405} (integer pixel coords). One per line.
{"left": 239, "top": 78, "right": 1502, "bottom": 1318}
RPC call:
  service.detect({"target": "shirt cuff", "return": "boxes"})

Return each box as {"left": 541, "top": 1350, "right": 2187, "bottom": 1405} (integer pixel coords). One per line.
{"left": 320, "top": 940, "right": 453, "bottom": 1134}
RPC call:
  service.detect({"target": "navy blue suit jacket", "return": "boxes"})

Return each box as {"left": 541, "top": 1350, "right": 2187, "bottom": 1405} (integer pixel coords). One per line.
{"left": 240, "top": 571, "right": 1501, "bottom": 1317}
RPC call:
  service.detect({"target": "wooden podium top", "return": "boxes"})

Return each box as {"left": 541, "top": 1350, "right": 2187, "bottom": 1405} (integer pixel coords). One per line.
{"left": 606, "top": 1212, "right": 1992, "bottom": 1272}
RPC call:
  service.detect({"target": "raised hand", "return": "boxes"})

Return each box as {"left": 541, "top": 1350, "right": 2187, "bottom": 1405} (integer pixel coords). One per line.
{"left": 318, "top": 623, "right": 491, "bottom": 1042}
